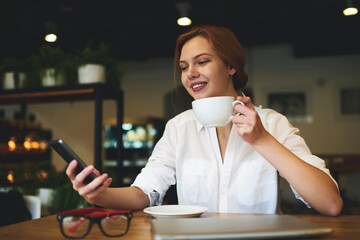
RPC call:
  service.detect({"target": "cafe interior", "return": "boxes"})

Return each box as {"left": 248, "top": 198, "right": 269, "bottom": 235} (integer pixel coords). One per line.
{"left": 0, "top": 0, "right": 360, "bottom": 236}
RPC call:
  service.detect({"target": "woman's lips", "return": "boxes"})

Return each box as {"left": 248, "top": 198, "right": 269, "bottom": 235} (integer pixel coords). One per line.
{"left": 191, "top": 82, "right": 207, "bottom": 92}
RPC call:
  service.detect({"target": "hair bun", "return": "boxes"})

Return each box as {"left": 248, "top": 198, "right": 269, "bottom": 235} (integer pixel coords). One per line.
{"left": 234, "top": 71, "right": 248, "bottom": 90}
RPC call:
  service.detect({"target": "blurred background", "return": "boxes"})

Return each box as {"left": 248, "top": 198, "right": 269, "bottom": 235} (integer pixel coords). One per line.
{"left": 0, "top": 0, "right": 359, "bottom": 220}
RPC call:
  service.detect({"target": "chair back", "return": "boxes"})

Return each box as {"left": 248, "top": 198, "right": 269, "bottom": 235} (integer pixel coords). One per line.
{"left": 0, "top": 191, "right": 31, "bottom": 226}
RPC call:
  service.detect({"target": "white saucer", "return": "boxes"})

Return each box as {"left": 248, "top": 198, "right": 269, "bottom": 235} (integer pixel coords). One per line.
{"left": 143, "top": 205, "right": 208, "bottom": 219}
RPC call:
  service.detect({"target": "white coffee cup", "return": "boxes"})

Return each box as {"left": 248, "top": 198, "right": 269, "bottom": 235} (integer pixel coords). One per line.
{"left": 192, "top": 96, "right": 244, "bottom": 127}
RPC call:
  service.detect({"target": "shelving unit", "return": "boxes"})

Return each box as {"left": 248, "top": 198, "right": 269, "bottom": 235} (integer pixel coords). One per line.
{"left": 0, "top": 83, "right": 125, "bottom": 186}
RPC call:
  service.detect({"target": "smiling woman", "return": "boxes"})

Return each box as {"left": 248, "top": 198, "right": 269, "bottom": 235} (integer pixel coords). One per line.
{"left": 61, "top": 24, "right": 343, "bottom": 217}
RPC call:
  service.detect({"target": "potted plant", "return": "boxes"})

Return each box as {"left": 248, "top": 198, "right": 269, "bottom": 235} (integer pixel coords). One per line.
{"left": 76, "top": 41, "right": 123, "bottom": 88}
{"left": 36, "top": 45, "right": 68, "bottom": 87}
{"left": 20, "top": 48, "right": 77, "bottom": 89}
{"left": 0, "top": 56, "right": 26, "bottom": 90}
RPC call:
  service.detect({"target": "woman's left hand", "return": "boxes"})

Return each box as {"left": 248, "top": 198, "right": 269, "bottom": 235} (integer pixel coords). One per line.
{"left": 232, "top": 96, "right": 269, "bottom": 144}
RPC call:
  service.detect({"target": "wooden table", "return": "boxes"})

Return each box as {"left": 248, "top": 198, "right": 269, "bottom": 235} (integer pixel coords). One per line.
{"left": 0, "top": 211, "right": 359, "bottom": 240}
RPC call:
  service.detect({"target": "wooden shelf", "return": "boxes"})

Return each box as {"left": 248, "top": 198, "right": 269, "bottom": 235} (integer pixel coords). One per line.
{"left": 0, "top": 83, "right": 121, "bottom": 104}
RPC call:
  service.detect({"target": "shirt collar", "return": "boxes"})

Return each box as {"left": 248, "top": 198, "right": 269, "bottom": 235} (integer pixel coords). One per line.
{"left": 195, "top": 119, "right": 205, "bottom": 133}
{"left": 190, "top": 109, "right": 206, "bottom": 133}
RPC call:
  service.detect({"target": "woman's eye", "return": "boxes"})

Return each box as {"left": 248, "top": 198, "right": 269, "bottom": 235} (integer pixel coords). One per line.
{"left": 198, "top": 60, "right": 209, "bottom": 65}
{"left": 180, "top": 66, "right": 188, "bottom": 71}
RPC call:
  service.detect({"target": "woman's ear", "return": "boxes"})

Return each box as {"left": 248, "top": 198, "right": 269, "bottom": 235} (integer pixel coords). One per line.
{"left": 228, "top": 66, "right": 236, "bottom": 76}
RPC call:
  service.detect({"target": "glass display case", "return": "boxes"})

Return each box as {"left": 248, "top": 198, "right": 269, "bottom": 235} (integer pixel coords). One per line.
{"left": 104, "top": 117, "right": 165, "bottom": 186}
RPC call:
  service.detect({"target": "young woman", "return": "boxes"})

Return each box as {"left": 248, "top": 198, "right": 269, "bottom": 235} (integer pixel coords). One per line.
{"left": 66, "top": 25, "right": 343, "bottom": 216}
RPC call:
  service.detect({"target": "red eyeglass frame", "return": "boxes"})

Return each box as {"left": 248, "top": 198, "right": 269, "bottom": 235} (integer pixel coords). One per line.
{"left": 57, "top": 207, "right": 132, "bottom": 239}
{"left": 58, "top": 207, "right": 132, "bottom": 217}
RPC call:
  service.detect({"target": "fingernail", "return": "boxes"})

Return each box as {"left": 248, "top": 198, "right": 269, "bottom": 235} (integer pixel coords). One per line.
{"left": 105, "top": 178, "right": 112, "bottom": 185}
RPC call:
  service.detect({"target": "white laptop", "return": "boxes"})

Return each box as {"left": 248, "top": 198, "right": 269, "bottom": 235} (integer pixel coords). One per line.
{"left": 151, "top": 214, "right": 333, "bottom": 240}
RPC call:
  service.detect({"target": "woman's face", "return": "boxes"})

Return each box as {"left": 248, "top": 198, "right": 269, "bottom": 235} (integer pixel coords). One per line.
{"left": 179, "top": 36, "right": 237, "bottom": 100}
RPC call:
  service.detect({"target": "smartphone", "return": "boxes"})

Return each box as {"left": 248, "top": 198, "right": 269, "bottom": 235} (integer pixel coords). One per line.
{"left": 50, "top": 139, "right": 97, "bottom": 184}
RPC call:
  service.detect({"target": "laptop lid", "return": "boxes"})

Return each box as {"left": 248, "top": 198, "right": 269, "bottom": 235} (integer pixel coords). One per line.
{"left": 151, "top": 215, "right": 333, "bottom": 240}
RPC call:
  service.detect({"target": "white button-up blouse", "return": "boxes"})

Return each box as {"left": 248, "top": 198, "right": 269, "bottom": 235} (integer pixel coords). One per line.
{"left": 131, "top": 107, "right": 337, "bottom": 213}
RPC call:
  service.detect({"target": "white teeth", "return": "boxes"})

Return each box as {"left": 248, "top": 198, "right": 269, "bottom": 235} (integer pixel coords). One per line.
{"left": 192, "top": 83, "right": 205, "bottom": 89}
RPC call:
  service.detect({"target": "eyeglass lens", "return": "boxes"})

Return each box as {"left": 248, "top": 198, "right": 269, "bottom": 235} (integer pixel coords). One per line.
{"left": 100, "top": 214, "right": 129, "bottom": 236}
{"left": 62, "top": 216, "right": 91, "bottom": 238}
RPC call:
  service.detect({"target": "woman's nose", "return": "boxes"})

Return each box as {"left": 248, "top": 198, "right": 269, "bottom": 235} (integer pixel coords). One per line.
{"left": 187, "top": 65, "right": 200, "bottom": 79}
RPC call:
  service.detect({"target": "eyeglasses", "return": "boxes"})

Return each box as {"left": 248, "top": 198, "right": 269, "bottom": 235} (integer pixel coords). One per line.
{"left": 57, "top": 207, "right": 132, "bottom": 239}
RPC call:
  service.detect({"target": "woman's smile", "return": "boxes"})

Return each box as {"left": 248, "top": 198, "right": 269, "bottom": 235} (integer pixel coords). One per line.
{"left": 191, "top": 81, "right": 207, "bottom": 92}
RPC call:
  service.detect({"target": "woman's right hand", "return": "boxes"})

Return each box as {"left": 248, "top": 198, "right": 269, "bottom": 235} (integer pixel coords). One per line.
{"left": 66, "top": 160, "right": 112, "bottom": 205}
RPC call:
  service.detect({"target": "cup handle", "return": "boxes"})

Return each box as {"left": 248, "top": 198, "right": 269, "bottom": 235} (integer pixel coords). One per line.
{"left": 232, "top": 100, "right": 244, "bottom": 116}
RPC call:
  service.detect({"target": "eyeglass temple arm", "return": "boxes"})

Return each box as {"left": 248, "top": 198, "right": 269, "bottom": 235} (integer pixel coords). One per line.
{"left": 59, "top": 207, "right": 131, "bottom": 216}
{"left": 59, "top": 207, "right": 106, "bottom": 215}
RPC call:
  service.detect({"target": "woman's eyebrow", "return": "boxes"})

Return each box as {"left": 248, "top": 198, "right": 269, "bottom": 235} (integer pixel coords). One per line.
{"left": 179, "top": 53, "right": 212, "bottom": 64}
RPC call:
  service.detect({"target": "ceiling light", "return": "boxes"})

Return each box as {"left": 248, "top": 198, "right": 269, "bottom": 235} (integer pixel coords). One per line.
{"left": 177, "top": 17, "right": 192, "bottom": 26}
{"left": 44, "top": 22, "right": 58, "bottom": 43}
{"left": 176, "top": 2, "right": 192, "bottom": 26}
{"left": 343, "top": 0, "right": 358, "bottom": 16}
{"left": 45, "top": 33, "right": 57, "bottom": 43}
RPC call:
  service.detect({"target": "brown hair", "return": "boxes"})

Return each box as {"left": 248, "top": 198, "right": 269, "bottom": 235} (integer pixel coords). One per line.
{"left": 174, "top": 25, "right": 248, "bottom": 90}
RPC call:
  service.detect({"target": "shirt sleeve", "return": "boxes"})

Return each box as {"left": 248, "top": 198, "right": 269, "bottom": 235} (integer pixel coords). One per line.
{"left": 131, "top": 119, "right": 177, "bottom": 206}
{"left": 264, "top": 110, "right": 339, "bottom": 207}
